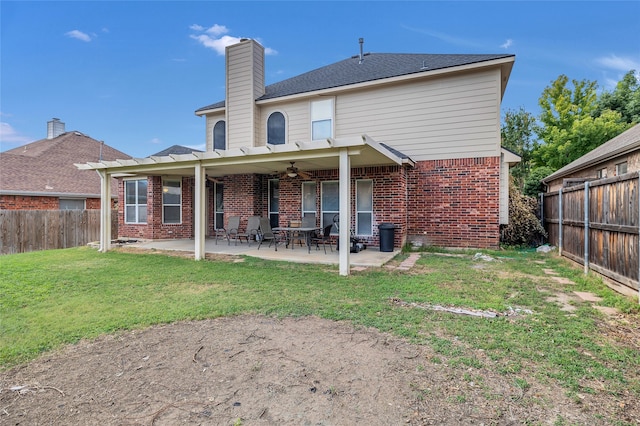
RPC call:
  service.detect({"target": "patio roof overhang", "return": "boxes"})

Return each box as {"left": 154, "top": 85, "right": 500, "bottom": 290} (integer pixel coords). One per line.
{"left": 76, "top": 135, "right": 411, "bottom": 277}
{"left": 75, "top": 134, "right": 414, "bottom": 177}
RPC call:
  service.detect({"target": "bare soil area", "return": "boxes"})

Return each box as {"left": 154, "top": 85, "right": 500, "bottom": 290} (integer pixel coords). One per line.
{"left": 2, "top": 315, "right": 637, "bottom": 425}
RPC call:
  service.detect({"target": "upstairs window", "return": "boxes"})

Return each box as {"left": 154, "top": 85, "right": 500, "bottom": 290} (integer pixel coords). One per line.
{"left": 311, "top": 99, "right": 333, "bottom": 140}
{"left": 267, "top": 112, "right": 286, "bottom": 145}
{"left": 213, "top": 120, "right": 226, "bottom": 151}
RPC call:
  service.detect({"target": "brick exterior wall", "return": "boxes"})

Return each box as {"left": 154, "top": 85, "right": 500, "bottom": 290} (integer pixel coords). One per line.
{"left": 118, "top": 177, "right": 195, "bottom": 240}
{"left": 407, "top": 156, "right": 501, "bottom": 249}
{"left": 0, "top": 195, "right": 113, "bottom": 210}
{"left": 117, "top": 157, "right": 501, "bottom": 250}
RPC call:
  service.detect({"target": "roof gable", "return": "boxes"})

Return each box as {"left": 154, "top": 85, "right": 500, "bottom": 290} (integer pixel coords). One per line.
{"left": 196, "top": 52, "right": 514, "bottom": 113}
{"left": 1, "top": 132, "right": 132, "bottom": 196}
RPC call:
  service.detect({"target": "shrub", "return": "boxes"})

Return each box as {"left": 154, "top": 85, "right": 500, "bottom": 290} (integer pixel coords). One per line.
{"left": 501, "top": 181, "right": 547, "bottom": 247}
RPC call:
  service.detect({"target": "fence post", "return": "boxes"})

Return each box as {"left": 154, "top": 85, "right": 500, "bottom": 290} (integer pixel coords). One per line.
{"left": 539, "top": 192, "right": 544, "bottom": 235}
{"left": 584, "top": 182, "right": 590, "bottom": 275}
{"left": 558, "top": 189, "right": 563, "bottom": 256}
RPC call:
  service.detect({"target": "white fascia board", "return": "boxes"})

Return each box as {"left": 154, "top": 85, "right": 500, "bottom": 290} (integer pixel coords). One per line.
{"left": 501, "top": 148, "right": 521, "bottom": 165}
{"left": 361, "top": 134, "right": 410, "bottom": 166}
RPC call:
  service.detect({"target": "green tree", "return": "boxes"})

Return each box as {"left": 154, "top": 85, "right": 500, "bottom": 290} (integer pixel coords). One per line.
{"left": 523, "top": 166, "right": 553, "bottom": 197}
{"left": 532, "top": 75, "right": 630, "bottom": 170}
{"left": 595, "top": 70, "right": 640, "bottom": 124}
{"left": 501, "top": 108, "right": 537, "bottom": 189}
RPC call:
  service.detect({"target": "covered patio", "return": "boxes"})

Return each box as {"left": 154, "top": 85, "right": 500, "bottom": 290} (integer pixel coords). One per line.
{"left": 77, "top": 135, "right": 413, "bottom": 276}
{"left": 124, "top": 237, "right": 399, "bottom": 268}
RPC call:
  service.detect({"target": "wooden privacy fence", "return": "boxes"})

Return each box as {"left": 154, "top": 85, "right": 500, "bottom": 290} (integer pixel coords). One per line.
{"left": 0, "top": 209, "right": 118, "bottom": 255}
{"left": 542, "top": 172, "right": 639, "bottom": 297}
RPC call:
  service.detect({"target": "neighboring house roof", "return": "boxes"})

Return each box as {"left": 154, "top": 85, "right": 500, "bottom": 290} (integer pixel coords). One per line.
{"left": 196, "top": 52, "right": 515, "bottom": 113}
{"left": 542, "top": 124, "right": 640, "bottom": 183}
{"left": 151, "top": 145, "right": 204, "bottom": 157}
{"left": 0, "top": 131, "right": 132, "bottom": 197}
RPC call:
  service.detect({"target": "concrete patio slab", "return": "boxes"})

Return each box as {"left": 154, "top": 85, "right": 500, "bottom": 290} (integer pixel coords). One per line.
{"left": 126, "top": 238, "right": 399, "bottom": 268}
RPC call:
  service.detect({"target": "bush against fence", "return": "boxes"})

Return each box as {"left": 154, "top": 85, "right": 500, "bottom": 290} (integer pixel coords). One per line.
{"left": 0, "top": 209, "right": 118, "bottom": 254}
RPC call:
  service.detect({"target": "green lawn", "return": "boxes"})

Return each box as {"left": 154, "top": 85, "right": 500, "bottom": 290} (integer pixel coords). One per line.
{"left": 1, "top": 246, "right": 638, "bottom": 400}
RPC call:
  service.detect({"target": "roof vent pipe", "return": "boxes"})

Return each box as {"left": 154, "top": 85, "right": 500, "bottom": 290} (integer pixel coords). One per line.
{"left": 359, "top": 38, "right": 364, "bottom": 64}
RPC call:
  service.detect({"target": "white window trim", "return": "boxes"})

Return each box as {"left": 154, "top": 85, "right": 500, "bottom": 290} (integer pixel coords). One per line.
{"left": 266, "top": 110, "right": 287, "bottom": 145}
{"left": 356, "top": 179, "right": 373, "bottom": 236}
{"left": 124, "top": 177, "right": 148, "bottom": 224}
{"left": 162, "top": 178, "right": 182, "bottom": 225}
{"left": 311, "top": 98, "right": 334, "bottom": 141}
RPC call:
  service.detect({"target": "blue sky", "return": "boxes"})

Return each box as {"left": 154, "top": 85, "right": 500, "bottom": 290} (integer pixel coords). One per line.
{"left": 1, "top": 1, "right": 639, "bottom": 158}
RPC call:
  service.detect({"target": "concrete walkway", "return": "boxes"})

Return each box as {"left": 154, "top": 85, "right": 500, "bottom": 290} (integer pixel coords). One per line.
{"left": 126, "top": 237, "right": 399, "bottom": 268}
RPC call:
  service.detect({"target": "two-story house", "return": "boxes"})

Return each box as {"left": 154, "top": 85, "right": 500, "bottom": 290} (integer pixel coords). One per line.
{"left": 78, "top": 39, "right": 518, "bottom": 274}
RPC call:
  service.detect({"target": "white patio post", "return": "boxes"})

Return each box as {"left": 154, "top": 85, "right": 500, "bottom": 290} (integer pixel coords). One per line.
{"left": 194, "top": 163, "right": 206, "bottom": 260}
{"left": 98, "top": 169, "right": 111, "bottom": 252}
{"left": 339, "top": 148, "right": 351, "bottom": 276}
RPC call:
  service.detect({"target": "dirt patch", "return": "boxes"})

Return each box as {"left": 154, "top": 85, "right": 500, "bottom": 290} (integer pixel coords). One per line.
{"left": 2, "top": 315, "right": 636, "bottom": 425}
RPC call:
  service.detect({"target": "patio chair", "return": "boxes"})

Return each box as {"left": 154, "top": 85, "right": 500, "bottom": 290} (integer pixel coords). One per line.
{"left": 244, "top": 216, "right": 261, "bottom": 247}
{"left": 257, "top": 217, "right": 282, "bottom": 251}
{"left": 311, "top": 224, "right": 334, "bottom": 254}
{"left": 226, "top": 216, "right": 243, "bottom": 246}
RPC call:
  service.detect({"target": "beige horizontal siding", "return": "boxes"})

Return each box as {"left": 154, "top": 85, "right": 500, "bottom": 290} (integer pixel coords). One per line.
{"left": 336, "top": 69, "right": 501, "bottom": 160}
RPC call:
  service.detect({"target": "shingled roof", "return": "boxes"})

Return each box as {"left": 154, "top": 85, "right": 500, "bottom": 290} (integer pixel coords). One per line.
{"left": 0, "top": 131, "right": 132, "bottom": 197}
{"left": 542, "top": 124, "right": 640, "bottom": 183}
{"left": 196, "top": 52, "right": 515, "bottom": 113}
{"left": 151, "top": 145, "right": 203, "bottom": 157}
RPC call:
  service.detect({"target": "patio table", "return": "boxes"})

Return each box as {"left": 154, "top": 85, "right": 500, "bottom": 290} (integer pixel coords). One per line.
{"left": 273, "top": 227, "right": 320, "bottom": 253}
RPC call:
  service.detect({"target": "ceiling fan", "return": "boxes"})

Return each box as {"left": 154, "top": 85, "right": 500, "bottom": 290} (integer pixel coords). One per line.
{"left": 280, "top": 161, "right": 311, "bottom": 179}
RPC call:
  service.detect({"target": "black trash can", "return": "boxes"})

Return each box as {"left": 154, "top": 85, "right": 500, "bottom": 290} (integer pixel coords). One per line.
{"left": 378, "top": 223, "right": 396, "bottom": 252}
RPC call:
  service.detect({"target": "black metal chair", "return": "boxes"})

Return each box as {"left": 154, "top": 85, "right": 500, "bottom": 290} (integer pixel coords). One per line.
{"left": 311, "top": 224, "right": 334, "bottom": 254}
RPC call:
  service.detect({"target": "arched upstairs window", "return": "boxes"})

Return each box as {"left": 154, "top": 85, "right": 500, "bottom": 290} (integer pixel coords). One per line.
{"left": 213, "top": 120, "right": 226, "bottom": 151}
{"left": 267, "top": 112, "right": 285, "bottom": 145}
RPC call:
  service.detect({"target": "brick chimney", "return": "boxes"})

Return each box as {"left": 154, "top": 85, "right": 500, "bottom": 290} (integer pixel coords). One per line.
{"left": 47, "top": 118, "right": 65, "bottom": 139}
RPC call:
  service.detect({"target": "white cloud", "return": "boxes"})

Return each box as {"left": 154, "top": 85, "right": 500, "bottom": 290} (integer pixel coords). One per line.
{"left": 190, "top": 34, "right": 242, "bottom": 55}
{"left": 150, "top": 138, "right": 162, "bottom": 144}
{"left": 0, "top": 122, "right": 32, "bottom": 145}
{"left": 500, "top": 39, "right": 513, "bottom": 49}
{"left": 596, "top": 54, "right": 640, "bottom": 72}
{"left": 190, "top": 24, "right": 276, "bottom": 56}
{"left": 205, "top": 24, "right": 229, "bottom": 36}
{"left": 65, "top": 30, "right": 92, "bottom": 42}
